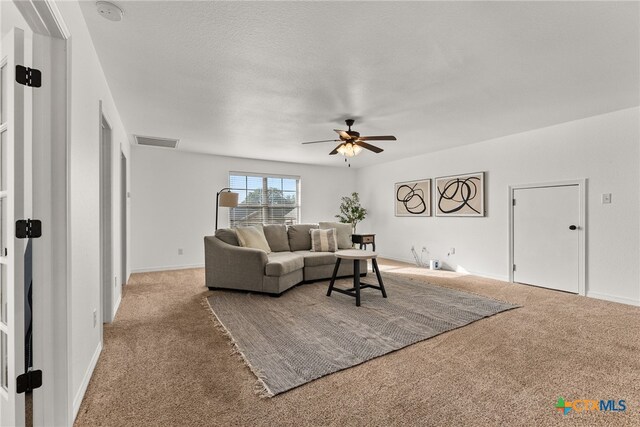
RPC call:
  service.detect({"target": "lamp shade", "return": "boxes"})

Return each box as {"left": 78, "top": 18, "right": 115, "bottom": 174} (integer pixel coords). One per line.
{"left": 218, "top": 191, "right": 239, "bottom": 208}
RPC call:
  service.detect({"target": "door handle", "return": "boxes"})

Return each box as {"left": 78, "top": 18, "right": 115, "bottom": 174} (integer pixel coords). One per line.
{"left": 569, "top": 225, "right": 578, "bottom": 230}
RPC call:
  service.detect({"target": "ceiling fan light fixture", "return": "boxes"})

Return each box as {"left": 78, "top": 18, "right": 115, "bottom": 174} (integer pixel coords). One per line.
{"left": 337, "top": 142, "right": 362, "bottom": 157}
{"left": 301, "top": 119, "right": 396, "bottom": 159}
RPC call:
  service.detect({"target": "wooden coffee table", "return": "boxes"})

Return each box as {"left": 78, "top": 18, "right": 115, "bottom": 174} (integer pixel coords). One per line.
{"left": 326, "top": 249, "right": 387, "bottom": 307}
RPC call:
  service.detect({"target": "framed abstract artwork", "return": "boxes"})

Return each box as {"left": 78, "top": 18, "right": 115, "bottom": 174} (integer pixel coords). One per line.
{"left": 435, "top": 172, "right": 485, "bottom": 217}
{"left": 395, "top": 179, "right": 431, "bottom": 217}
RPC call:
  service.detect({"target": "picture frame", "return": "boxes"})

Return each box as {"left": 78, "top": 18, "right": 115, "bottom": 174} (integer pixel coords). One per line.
{"left": 435, "top": 172, "right": 485, "bottom": 217}
{"left": 395, "top": 179, "right": 431, "bottom": 217}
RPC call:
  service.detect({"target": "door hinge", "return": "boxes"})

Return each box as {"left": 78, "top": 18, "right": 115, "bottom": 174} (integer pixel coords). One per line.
{"left": 512, "top": 199, "right": 516, "bottom": 206}
{"left": 16, "top": 370, "right": 42, "bottom": 393}
{"left": 513, "top": 264, "right": 516, "bottom": 272}
{"left": 15, "top": 65, "right": 41, "bottom": 88}
{"left": 16, "top": 219, "right": 42, "bottom": 239}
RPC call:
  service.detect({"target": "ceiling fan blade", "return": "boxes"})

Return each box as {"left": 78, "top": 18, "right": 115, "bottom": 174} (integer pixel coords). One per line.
{"left": 358, "top": 135, "right": 397, "bottom": 141}
{"left": 354, "top": 140, "right": 383, "bottom": 153}
{"left": 329, "top": 143, "right": 343, "bottom": 155}
{"left": 301, "top": 139, "right": 340, "bottom": 145}
{"left": 333, "top": 129, "right": 352, "bottom": 140}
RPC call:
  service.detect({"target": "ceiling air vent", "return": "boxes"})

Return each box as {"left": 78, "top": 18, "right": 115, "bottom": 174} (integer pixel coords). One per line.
{"left": 134, "top": 135, "right": 179, "bottom": 149}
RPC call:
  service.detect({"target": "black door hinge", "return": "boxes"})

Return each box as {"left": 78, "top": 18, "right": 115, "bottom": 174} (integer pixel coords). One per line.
{"left": 16, "top": 219, "right": 42, "bottom": 239}
{"left": 15, "top": 65, "right": 41, "bottom": 88}
{"left": 16, "top": 370, "right": 42, "bottom": 393}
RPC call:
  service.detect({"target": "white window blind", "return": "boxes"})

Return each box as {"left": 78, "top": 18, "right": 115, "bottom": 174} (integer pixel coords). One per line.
{"left": 229, "top": 172, "right": 300, "bottom": 227}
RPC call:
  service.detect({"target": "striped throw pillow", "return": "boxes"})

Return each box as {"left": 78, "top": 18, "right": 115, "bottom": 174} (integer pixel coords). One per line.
{"left": 310, "top": 228, "right": 337, "bottom": 252}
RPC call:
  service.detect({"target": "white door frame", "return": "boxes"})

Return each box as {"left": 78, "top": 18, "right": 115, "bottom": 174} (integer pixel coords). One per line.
{"left": 99, "top": 106, "right": 114, "bottom": 325}
{"left": 120, "top": 150, "right": 127, "bottom": 286}
{"left": 0, "top": 26, "right": 27, "bottom": 427}
{"left": 508, "top": 179, "right": 587, "bottom": 296}
{"left": 12, "top": 1, "right": 71, "bottom": 426}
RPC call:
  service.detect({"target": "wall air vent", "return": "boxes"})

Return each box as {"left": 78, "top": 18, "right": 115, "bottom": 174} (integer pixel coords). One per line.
{"left": 134, "top": 135, "right": 179, "bottom": 149}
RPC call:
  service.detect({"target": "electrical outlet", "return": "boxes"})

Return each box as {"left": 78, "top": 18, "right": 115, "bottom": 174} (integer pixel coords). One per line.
{"left": 93, "top": 310, "right": 97, "bottom": 328}
{"left": 450, "top": 247, "right": 456, "bottom": 255}
{"left": 602, "top": 193, "right": 612, "bottom": 204}
{"left": 178, "top": 248, "right": 184, "bottom": 255}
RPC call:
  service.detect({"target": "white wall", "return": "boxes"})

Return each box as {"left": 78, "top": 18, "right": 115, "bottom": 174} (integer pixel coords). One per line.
{"left": 357, "top": 107, "right": 640, "bottom": 305}
{"left": 55, "top": 1, "right": 131, "bottom": 419}
{"left": 131, "top": 147, "right": 357, "bottom": 272}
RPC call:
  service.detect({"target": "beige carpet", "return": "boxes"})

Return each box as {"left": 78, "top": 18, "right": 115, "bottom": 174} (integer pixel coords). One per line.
{"left": 74, "top": 261, "right": 640, "bottom": 426}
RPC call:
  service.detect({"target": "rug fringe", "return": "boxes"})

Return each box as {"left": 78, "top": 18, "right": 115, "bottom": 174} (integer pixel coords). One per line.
{"left": 201, "top": 296, "right": 275, "bottom": 398}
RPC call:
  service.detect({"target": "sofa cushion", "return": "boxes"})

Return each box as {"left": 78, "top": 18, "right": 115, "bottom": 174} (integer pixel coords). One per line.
{"left": 236, "top": 225, "right": 272, "bottom": 254}
{"left": 215, "top": 228, "right": 239, "bottom": 246}
{"left": 294, "top": 250, "right": 338, "bottom": 268}
{"left": 319, "top": 221, "right": 352, "bottom": 249}
{"left": 263, "top": 224, "right": 291, "bottom": 252}
{"left": 310, "top": 228, "right": 337, "bottom": 252}
{"left": 265, "top": 252, "right": 304, "bottom": 277}
{"left": 287, "top": 224, "right": 318, "bottom": 251}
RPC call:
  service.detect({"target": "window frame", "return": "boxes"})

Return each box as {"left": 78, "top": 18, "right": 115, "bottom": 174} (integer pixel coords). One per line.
{"left": 228, "top": 171, "right": 301, "bottom": 227}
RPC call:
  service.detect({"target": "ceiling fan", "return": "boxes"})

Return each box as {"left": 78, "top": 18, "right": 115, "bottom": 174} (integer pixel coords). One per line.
{"left": 302, "top": 119, "right": 397, "bottom": 158}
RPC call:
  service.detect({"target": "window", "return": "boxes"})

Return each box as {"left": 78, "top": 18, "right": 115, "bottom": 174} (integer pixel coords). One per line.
{"left": 229, "top": 173, "right": 300, "bottom": 227}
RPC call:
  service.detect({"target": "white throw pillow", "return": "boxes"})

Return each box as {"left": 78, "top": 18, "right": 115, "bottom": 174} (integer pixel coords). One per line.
{"left": 319, "top": 221, "right": 352, "bottom": 249}
{"left": 235, "top": 225, "right": 272, "bottom": 254}
{"left": 310, "top": 228, "right": 338, "bottom": 252}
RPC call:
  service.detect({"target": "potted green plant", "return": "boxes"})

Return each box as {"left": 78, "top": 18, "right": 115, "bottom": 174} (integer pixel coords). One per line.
{"left": 336, "top": 192, "right": 367, "bottom": 234}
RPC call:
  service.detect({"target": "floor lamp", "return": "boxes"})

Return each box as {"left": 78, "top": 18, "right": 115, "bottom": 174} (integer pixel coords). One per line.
{"left": 216, "top": 188, "right": 239, "bottom": 230}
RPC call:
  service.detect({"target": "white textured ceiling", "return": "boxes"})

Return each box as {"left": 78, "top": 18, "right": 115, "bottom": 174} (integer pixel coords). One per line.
{"left": 79, "top": 1, "right": 639, "bottom": 168}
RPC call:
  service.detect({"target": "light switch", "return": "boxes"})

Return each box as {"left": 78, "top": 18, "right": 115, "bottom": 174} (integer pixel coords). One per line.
{"left": 602, "top": 193, "right": 612, "bottom": 204}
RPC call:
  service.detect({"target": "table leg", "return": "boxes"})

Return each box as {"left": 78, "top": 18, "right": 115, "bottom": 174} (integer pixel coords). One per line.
{"left": 372, "top": 258, "right": 387, "bottom": 298}
{"left": 354, "top": 259, "right": 361, "bottom": 306}
{"left": 326, "top": 258, "right": 341, "bottom": 296}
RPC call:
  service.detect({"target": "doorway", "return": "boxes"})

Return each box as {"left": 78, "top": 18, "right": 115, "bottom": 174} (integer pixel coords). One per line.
{"left": 1, "top": 1, "right": 71, "bottom": 425}
{"left": 0, "top": 24, "right": 31, "bottom": 427}
{"left": 120, "top": 151, "right": 127, "bottom": 286}
{"left": 100, "top": 111, "right": 113, "bottom": 324}
{"left": 509, "top": 180, "right": 586, "bottom": 295}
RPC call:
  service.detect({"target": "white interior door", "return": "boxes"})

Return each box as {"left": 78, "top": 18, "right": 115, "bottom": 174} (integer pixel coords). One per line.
{"left": 0, "top": 27, "right": 27, "bottom": 426}
{"left": 512, "top": 185, "right": 580, "bottom": 293}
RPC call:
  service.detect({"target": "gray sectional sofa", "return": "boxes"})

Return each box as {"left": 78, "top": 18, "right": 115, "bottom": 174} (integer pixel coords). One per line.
{"left": 204, "top": 223, "right": 366, "bottom": 295}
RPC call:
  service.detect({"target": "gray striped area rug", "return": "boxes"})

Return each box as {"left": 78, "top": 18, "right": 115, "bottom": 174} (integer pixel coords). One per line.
{"left": 206, "top": 274, "right": 518, "bottom": 396}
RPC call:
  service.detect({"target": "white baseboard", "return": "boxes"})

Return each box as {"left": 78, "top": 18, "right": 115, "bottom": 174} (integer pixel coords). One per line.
{"left": 586, "top": 291, "right": 640, "bottom": 306}
{"left": 379, "top": 254, "right": 461, "bottom": 273}
{"left": 379, "top": 254, "right": 417, "bottom": 265}
{"left": 130, "top": 260, "right": 640, "bottom": 307}
{"left": 466, "top": 271, "right": 510, "bottom": 282}
{"left": 130, "top": 263, "right": 204, "bottom": 273}
{"left": 380, "top": 255, "right": 510, "bottom": 282}
{"left": 72, "top": 341, "right": 102, "bottom": 422}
